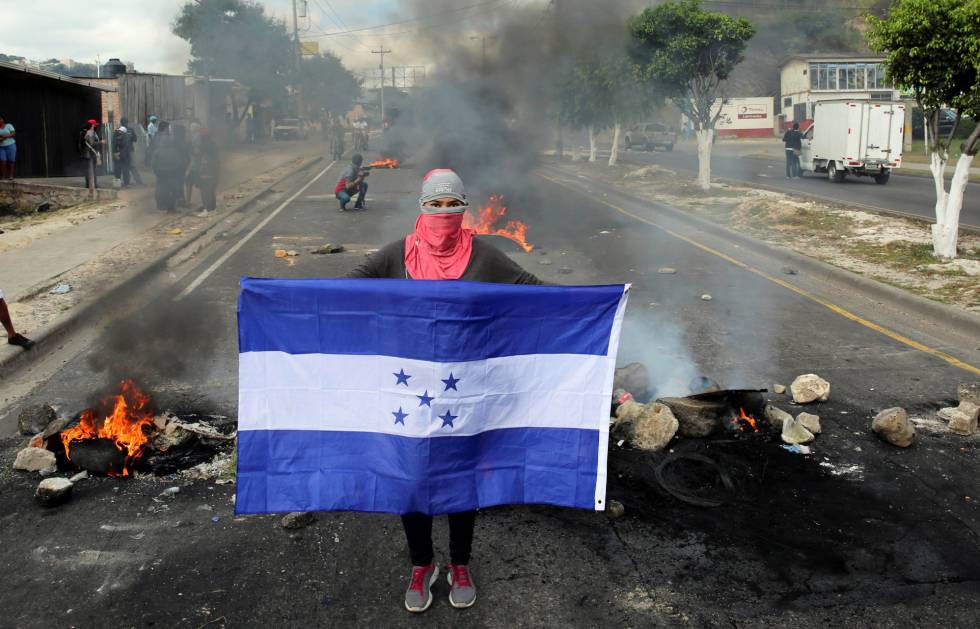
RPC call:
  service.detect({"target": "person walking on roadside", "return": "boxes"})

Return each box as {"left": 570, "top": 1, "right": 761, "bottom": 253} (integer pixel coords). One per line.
{"left": 151, "top": 121, "right": 182, "bottom": 212}
{"left": 80, "top": 119, "right": 103, "bottom": 193}
{"left": 245, "top": 113, "right": 256, "bottom": 144}
{"left": 0, "top": 114, "right": 16, "bottom": 180}
{"left": 172, "top": 125, "right": 192, "bottom": 208}
{"left": 145, "top": 115, "right": 159, "bottom": 168}
{"left": 0, "top": 288, "right": 34, "bottom": 350}
{"left": 782, "top": 121, "right": 803, "bottom": 179}
{"left": 189, "top": 127, "right": 220, "bottom": 216}
{"left": 334, "top": 153, "right": 368, "bottom": 211}
{"left": 112, "top": 118, "right": 142, "bottom": 187}
{"left": 330, "top": 117, "right": 345, "bottom": 161}
{"left": 345, "top": 168, "right": 542, "bottom": 613}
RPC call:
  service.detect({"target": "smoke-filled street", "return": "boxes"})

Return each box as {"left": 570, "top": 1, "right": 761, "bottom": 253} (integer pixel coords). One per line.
{"left": 2, "top": 151, "right": 979, "bottom": 627}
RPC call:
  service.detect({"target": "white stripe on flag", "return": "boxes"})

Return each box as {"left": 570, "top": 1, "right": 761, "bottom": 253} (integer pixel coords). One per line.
{"left": 594, "top": 284, "right": 631, "bottom": 510}
{"left": 238, "top": 351, "right": 614, "bottom": 438}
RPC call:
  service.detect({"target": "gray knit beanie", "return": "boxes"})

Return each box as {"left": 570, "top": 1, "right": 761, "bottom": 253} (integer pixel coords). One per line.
{"left": 419, "top": 169, "right": 467, "bottom": 214}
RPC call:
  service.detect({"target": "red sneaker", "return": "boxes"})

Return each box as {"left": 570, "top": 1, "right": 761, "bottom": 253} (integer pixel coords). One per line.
{"left": 404, "top": 563, "right": 438, "bottom": 613}
{"left": 447, "top": 563, "right": 477, "bottom": 608}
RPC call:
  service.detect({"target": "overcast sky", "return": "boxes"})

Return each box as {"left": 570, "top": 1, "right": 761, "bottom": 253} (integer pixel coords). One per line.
{"left": 0, "top": 0, "right": 520, "bottom": 76}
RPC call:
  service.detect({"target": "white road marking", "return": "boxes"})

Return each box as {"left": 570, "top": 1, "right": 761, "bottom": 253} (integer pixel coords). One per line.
{"left": 175, "top": 161, "right": 336, "bottom": 300}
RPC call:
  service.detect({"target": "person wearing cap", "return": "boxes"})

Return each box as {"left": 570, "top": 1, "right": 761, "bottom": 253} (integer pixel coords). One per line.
{"left": 346, "top": 168, "right": 541, "bottom": 613}
{"left": 334, "top": 153, "right": 368, "bottom": 211}
{"left": 81, "top": 119, "right": 103, "bottom": 193}
{"left": 188, "top": 127, "right": 220, "bottom": 216}
{"left": 145, "top": 115, "right": 159, "bottom": 168}
{"left": 112, "top": 117, "right": 142, "bottom": 187}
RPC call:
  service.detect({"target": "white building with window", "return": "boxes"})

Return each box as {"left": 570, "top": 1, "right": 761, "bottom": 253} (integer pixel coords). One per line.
{"left": 779, "top": 54, "right": 900, "bottom": 126}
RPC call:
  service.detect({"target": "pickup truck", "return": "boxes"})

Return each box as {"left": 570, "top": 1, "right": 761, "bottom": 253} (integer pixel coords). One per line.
{"left": 625, "top": 123, "right": 676, "bottom": 152}
{"left": 271, "top": 118, "right": 309, "bottom": 140}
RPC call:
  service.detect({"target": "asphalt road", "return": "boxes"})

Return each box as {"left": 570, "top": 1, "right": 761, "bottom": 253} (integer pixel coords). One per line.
{"left": 615, "top": 143, "right": 980, "bottom": 230}
{"left": 2, "top": 153, "right": 979, "bottom": 627}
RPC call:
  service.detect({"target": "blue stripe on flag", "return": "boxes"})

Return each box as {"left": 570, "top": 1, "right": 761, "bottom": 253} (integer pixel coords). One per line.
{"left": 235, "top": 427, "right": 600, "bottom": 515}
{"left": 238, "top": 278, "right": 625, "bottom": 361}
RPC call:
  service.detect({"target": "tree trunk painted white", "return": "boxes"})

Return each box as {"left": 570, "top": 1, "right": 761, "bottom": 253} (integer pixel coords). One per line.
{"left": 589, "top": 126, "right": 597, "bottom": 162}
{"left": 608, "top": 122, "right": 621, "bottom": 167}
{"left": 930, "top": 151, "right": 949, "bottom": 224}
{"left": 696, "top": 129, "right": 712, "bottom": 190}
{"left": 932, "top": 153, "right": 974, "bottom": 259}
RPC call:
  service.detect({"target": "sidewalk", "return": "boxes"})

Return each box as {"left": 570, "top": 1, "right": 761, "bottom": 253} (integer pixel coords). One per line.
{"left": 0, "top": 140, "right": 324, "bottom": 368}
{"left": 0, "top": 140, "right": 322, "bottom": 303}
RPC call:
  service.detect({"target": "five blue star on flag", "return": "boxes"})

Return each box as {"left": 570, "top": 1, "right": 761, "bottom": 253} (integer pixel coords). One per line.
{"left": 391, "top": 368, "right": 461, "bottom": 429}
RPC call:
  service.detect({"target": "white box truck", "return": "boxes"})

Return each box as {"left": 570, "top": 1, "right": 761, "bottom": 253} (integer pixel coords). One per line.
{"left": 800, "top": 100, "right": 905, "bottom": 184}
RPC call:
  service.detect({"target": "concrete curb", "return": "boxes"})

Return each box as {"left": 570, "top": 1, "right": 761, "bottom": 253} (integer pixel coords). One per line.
{"left": 0, "top": 155, "right": 325, "bottom": 379}
{"left": 545, "top": 163, "right": 980, "bottom": 342}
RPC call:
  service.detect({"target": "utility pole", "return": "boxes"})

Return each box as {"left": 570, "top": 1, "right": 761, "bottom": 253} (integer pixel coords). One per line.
{"left": 552, "top": 0, "right": 564, "bottom": 158}
{"left": 372, "top": 47, "right": 392, "bottom": 125}
{"left": 291, "top": 0, "right": 301, "bottom": 116}
{"left": 469, "top": 36, "right": 496, "bottom": 75}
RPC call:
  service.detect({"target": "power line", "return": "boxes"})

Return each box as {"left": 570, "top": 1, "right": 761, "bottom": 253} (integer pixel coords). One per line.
{"left": 309, "top": 0, "right": 372, "bottom": 50}
{"left": 306, "top": 0, "right": 510, "bottom": 37}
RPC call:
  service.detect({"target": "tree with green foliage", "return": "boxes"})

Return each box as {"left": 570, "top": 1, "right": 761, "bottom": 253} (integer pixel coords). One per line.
{"left": 869, "top": 0, "right": 980, "bottom": 260}
{"left": 297, "top": 52, "right": 362, "bottom": 118}
{"left": 629, "top": 0, "right": 754, "bottom": 190}
{"left": 558, "top": 49, "right": 615, "bottom": 163}
{"left": 172, "top": 0, "right": 293, "bottom": 118}
{"left": 558, "top": 44, "right": 659, "bottom": 167}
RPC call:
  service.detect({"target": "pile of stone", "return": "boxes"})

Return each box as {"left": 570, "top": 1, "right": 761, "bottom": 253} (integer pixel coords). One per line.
{"left": 763, "top": 374, "right": 828, "bottom": 446}
{"left": 937, "top": 382, "right": 979, "bottom": 436}
{"left": 610, "top": 366, "right": 835, "bottom": 451}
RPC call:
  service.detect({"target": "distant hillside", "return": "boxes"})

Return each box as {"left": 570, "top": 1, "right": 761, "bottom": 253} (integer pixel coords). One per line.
{"left": 0, "top": 53, "right": 100, "bottom": 77}
{"left": 703, "top": 0, "right": 886, "bottom": 97}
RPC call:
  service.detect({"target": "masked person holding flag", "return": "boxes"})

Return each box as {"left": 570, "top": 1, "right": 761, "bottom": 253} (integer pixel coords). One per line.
{"left": 346, "top": 169, "right": 541, "bottom": 612}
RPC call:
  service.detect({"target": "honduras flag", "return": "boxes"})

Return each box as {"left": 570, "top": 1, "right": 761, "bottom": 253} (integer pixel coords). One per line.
{"left": 236, "top": 277, "right": 629, "bottom": 516}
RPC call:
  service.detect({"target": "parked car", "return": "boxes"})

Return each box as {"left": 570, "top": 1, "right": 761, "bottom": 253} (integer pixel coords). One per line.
{"left": 272, "top": 118, "right": 309, "bottom": 140}
{"left": 625, "top": 122, "right": 676, "bottom": 151}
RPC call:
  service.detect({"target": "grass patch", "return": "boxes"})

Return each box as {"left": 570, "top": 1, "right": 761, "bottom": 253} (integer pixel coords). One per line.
{"left": 846, "top": 241, "right": 944, "bottom": 270}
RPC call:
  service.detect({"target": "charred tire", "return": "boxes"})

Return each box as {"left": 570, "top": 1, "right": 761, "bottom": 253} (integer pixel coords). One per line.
{"left": 827, "top": 161, "right": 845, "bottom": 183}
{"left": 874, "top": 171, "right": 890, "bottom": 185}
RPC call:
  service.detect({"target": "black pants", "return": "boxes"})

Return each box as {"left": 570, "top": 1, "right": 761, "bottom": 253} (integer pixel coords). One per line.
{"left": 401, "top": 511, "right": 476, "bottom": 566}
{"left": 785, "top": 149, "right": 800, "bottom": 177}
{"left": 198, "top": 176, "right": 217, "bottom": 211}
{"left": 154, "top": 172, "right": 180, "bottom": 211}
{"left": 114, "top": 157, "right": 142, "bottom": 186}
{"left": 84, "top": 159, "right": 98, "bottom": 190}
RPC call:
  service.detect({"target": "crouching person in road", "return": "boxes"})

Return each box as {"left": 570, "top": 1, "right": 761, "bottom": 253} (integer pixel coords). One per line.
{"left": 334, "top": 153, "right": 368, "bottom": 211}
{"left": 346, "top": 168, "right": 542, "bottom": 612}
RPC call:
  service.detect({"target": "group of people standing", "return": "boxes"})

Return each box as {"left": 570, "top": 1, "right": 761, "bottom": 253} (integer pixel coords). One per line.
{"left": 148, "top": 118, "right": 220, "bottom": 215}
{"left": 77, "top": 115, "right": 220, "bottom": 214}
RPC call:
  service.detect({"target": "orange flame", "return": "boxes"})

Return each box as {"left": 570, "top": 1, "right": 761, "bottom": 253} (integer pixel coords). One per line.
{"left": 60, "top": 379, "right": 156, "bottom": 476}
{"left": 463, "top": 194, "right": 534, "bottom": 253}
{"left": 730, "top": 406, "right": 760, "bottom": 433}
{"left": 369, "top": 157, "right": 399, "bottom": 168}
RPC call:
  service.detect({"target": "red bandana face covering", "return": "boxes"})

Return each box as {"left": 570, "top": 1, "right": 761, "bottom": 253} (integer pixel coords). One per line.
{"left": 404, "top": 212, "right": 474, "bottom": 280}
